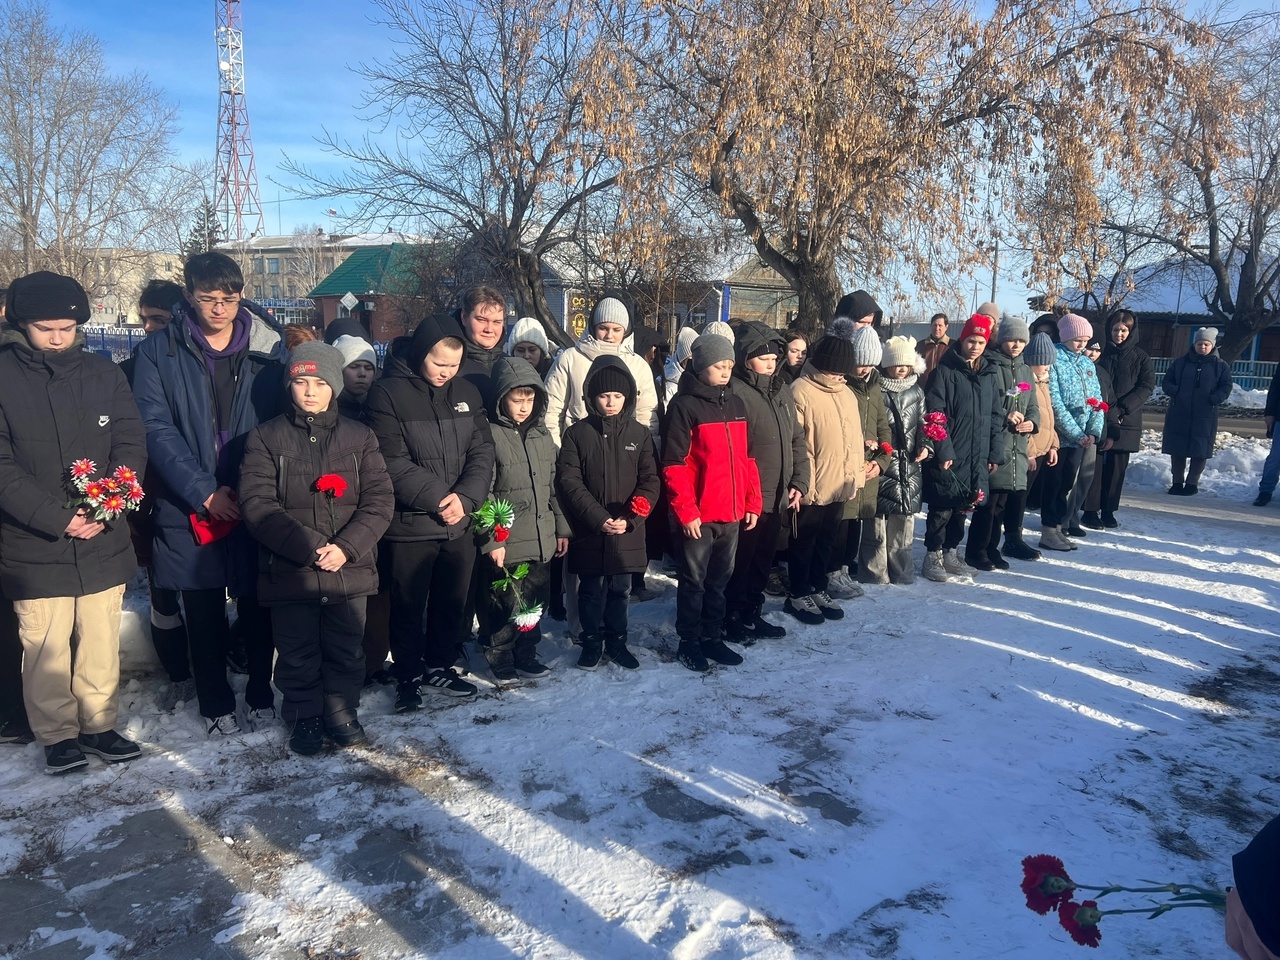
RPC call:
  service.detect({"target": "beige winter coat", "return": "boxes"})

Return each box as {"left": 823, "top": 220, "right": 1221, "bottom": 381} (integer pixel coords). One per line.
{"left": 791, "top": 366, "right": 866, "bottom": 506}
{"left": 1026, "top": 376, "right": 1060, "bottom": 460}
{"left": 543, "top": 332, "right": 659, "bottom": 446}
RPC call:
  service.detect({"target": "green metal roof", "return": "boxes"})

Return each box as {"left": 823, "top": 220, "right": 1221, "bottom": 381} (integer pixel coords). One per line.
{"left": 308, "top": 243, "right": 422, "bottom": 299}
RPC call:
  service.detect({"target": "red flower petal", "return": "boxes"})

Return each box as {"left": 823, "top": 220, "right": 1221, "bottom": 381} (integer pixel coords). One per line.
{"left": 494, "top": 526, "right": 510, "bottom": 543}
{"left": 1058, "top": 900, "right": 1102, "bottom": 948}
{"left": 1021, "top": 855, "right": 1075, "bottom": 915}
{"left": 629, "top": 495, "right": 652, "bottom": 518}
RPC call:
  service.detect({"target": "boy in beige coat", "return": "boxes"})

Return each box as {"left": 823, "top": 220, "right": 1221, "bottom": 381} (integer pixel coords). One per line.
{"left": 1010, "top": 332, "right": 1059, "bottom": 560}
{"left": 785, "top": 334, "right": 864, "bottom": 625}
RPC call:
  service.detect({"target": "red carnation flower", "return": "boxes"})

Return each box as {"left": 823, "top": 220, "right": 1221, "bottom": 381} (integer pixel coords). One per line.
{"left": 879, "top": 441, "right": 894, "bottom": 456}
{"left": 924, "top": 411, "right": 948, "bottom": 425}
{"left": 494, "top": 525, "right": 511, "bottom": 543}
{"left": 315, "top": 474, "right": 348, "bottom": 498}
{"left": 1021, "top": 855, "right": 1075, "bottom": 915}
{"left": 629, "top": 495, "right": 652, "bottom": 518}
{"left": 923, "top": 423, "right": 948, "bottom": 442}
{"left": 1058, "top": 899, "right": 1102, "bottom": 947}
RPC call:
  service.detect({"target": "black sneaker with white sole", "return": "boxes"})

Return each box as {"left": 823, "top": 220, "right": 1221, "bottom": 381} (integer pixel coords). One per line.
{"left": 514, "top": 659, "right": 551, "bottom": 679}
{"left": 0, "top": 716, "right": 35, "bottom": 745}
{"left": 422, "top": 668, "right": 478, "bottom": 699}
{"left": 44, "top": 739, "right": 89, "bottom": 775}
{"left": 812, "top": 590, "right": 845, "bottom": 620}
{"left": 395, "top": 681, "right": 423, "bottom": 713}
{"left": 78, "top": 730, "right": 141, "bottom": 763}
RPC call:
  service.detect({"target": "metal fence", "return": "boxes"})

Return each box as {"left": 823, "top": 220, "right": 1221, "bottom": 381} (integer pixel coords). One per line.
{"left": 84, "top": 326, "right": 393, "bottom": 365}
{"left": 1151, "top": 358, "right": 1277, "bottom": 392}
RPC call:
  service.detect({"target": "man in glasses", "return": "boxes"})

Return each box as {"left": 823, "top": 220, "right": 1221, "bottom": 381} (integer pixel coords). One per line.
{"left": 130, "top": 252, "right": 288, "bottom": 737}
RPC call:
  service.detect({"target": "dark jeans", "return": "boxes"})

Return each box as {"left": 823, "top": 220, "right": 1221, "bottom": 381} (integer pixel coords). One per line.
{"left": 271, "top": 599, "right": 365, "bottom": 726}
{"left": 727, "top": 510, "right": 782, "bottom": 614}
{"left": 578, "top": 574, "right": 630, "bottom": 637}
{"left": 476, "top": 556, "right": 548, "bottom": 656}
{"left": 1042, "top": 445, "right": 1086, "bottom": 528}
{"left": 148, "top": 578, "right": 190, "bottom": 683}
{"left": 924, "top": 506, "right": 967, "bottom": 552}
{"left": 675, "top": 520, "right": 739, "bottom": 642}
{"left": 0, "top": 596, "right": 26, "bottom": 726}
{"left": 966, "top": 490, "right": 1010, "bottom": 560}
{"left": 1002, "top": 487, "right": 1031, "bottom": 546}
{"left": 1097, "top": 450, "right": 1131, "bottom": 515}
{"left": 788, "top": 502, "right": 843, "bottom": 596}
{"left": 183, "top": 590, "right": 275, "bottom": 719}
{"left": 386, "top": 536, "right": 477, "bottom": 683}
{"left": 829, "top": 516, "right": 861, "bottom": 572}
{"left": 1171, "top": 455, "right": 1207, "bottom": 486}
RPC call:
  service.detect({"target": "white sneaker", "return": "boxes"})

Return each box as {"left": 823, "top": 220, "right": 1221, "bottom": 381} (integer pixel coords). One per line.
{"left": 1038, "top": 527, "right": 1073, "bottom": 552}
{"left": 942, "top": 549, "right": 974, "bottom": 576}
{"left": 825, "top": 568, "right": 864, "bottom": 599}
{"left": 245, "top": 707, "right": 276, "bottom": 730}
{"left": 206, "top": 713, "right": 243, "bottom": 737}
{"left": 922, "top": 551, "right": 949, "bottom": 582}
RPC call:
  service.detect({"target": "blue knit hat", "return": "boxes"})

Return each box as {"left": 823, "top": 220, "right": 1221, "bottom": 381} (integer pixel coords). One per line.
{"left": 1026, "top": 333, "right": 1056, "bottom": 366}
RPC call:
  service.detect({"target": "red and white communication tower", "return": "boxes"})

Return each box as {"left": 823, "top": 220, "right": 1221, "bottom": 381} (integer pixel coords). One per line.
{"left": 214, "top": 0, "right": 265, "bottom": 242}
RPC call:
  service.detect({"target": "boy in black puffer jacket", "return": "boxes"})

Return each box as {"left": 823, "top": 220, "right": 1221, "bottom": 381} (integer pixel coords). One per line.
{"left": 557, "top": 357, "right": 660, "bottom": 671}
{"left": 239, "top": 343, "right": 394, "bottom": 754}
{"left": 475, "top": 357, "right": 570, "bottom": 683}
{"left": 724, "top": 322, "right": 808, "bottom": 643}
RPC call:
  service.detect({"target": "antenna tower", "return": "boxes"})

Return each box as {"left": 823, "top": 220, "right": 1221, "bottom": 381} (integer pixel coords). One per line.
{"left": 214, "top": 0, "right": 265, "bottom": 242}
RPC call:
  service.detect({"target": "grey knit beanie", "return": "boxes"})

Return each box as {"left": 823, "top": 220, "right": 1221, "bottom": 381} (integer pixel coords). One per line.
{"left": 997, "top": 316, "right": 1030, "bottom": 343}
{"left": 852, "top": 325, "right": 883, "bottom": 366}
{"left": 691, "top": 333, "right": 735, "bottom": 371}
{"left": 1194, "top": 326, "right": 1219, "bottom": 346}
{"left": 286, "top": 341, "right": 345, "bottom": 397}
{"left": 1026, "top": 333, "right": 1056, "bottom": 367}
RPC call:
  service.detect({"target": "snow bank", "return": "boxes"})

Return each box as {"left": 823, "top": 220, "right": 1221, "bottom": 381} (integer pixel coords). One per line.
{"left": 1125, "top": 430, "right": 1267, "bottom": 499}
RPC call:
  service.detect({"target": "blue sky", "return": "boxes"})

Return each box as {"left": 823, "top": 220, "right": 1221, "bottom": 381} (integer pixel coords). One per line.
{"left": 48, "top": 0, "right": 390, "bottom": 234}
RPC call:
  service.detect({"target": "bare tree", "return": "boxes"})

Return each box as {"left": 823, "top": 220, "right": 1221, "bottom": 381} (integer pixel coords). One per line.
{"left": 285, "top": 0, "right": 618, "bottom": 347}
{"left": 0, "top": 0, "right": 199, "bottom": 297}
{"left": 587, "top": 0, "right": 1207, "bottom": 331}
{"left": 1081, "top": 16, "right": 1280, "bottom": 361}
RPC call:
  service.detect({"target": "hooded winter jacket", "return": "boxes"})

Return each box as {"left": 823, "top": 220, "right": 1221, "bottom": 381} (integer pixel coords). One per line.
{"left": 835, "top": 290, "right": 884, "bottom": 333}
{"left": 790, "top": 365, "right": 865, "bottom": 506}
{"left": 923, "top": 346, "right": 1006, "bottom": 506}
{"left": 846, "top": 369, "right": 891, "bottom": 519}
{"left": 131, "top": 300, "right": 287, "bottom": 594}
{"left": 458, "top": 329, "right": 506, "bottom": 413}
{"left": 662, "top": 369, "right": 762, "bottom": 525}
{"left": 1096, "top": 318, "right": 1156, "bottom": 453}
{"left": 363, "top": 314, "right": 496, "bottom": 542}
{"left": 239, "top": 404, "right": 394, "bottom": 604}
{"left": 1048, "top": 344, "right": 1106, "bottom": 447}
{"left": 986, "top": 349, "right": 1040, "bottom": 492}
{"left": 482, "top": 356, "right": 569, "bottom": 565}
{"left": 0, "top": 326, "right": 147, "bottom": 599}
{"left": 731, "top": 322, "right": 810, "bottom": 514}
{"left": 1026, "top": 374, "right": 1059, "bottom": 461}
{"left": 877, "top": 376, "right": 940, "bottom": 516}
{"left": 1160, "top": 348, "right": 1233, "bottom": 459}
{"left": 556, "top": 356, "right": 660, "bottom": 575}
{"left": 544, "top": 330, "right": 659, "bottom": 446}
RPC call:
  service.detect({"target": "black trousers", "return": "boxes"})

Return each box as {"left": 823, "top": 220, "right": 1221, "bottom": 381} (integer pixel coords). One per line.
{"left": 271, "top": 599, "right": 365, "bottom": 726}
{"left": 924, "top": 506, "right": 967, "bottom": 552}
{"left": 966, "top": 490, "right": 1010, "bottom": 561}
{"left": 829, "top": 516, "right": 861, "bottom": 572}
{"left": 476, "top": 556, "right": 548, "bottom": 657}
{"left": 578, "top": 574, "right": 630, "bottom": 637}
{"left": 1041, "top": 445, "right": 1086, "bottom": 528}
{"left": 675, "top": 520, "right": 739, "bottom": 642}
{"left": 1097, "top": 451, "right": 1131, "bottom": 515}
{"left": 788, "top": 502, "right": 843, "bottom": 597}
{"left": 148, "top": 577, "right": 190, "bottom": 683}
{"left": 1002, "top": 487, "right": 1032, "bottom": 545}
{"left": 182, "top": 590, "right": 275, "bottom": 719}
{"left": 726, "top": 510, "right": 782, "bottom": 614}
{"left": 386, "top": 536, "right": 476, "bottom": 683}
{"left": 0, "top": 595, "right": 26, "bottom": 726}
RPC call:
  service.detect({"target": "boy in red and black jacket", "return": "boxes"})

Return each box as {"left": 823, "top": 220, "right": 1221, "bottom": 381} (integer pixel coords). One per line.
{"left": 662, "top": 331, "right": 762, "bottom": 673}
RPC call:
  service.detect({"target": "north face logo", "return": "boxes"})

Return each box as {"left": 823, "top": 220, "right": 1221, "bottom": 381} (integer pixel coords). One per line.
{"left": 97, "top": 415, "right": 110, "bottom": 427}
{"left": 454, "top": 402, "right": 470, "bottom": 413}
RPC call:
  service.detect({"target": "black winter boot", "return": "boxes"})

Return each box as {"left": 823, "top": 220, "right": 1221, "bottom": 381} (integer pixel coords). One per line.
{"left": 724, "top": 610, "right": 749, "bottom": 644}
{"left": 1002, "top": 538, "right": 1040, "bottom": 561}
{"left": 577, "top": 633, "right": 604, "bottom": 671}
{"left": 676, "top": 639, "right": 710, "bottom": 672}
{"left": 987, "top": 546, "right": 1010, "bottom": 570}
{"left": 486, "top": 647, "right": 520, "bottom": 684}
{"left": 604, "top": 632, "right": 639, "bottom": 670}
{"left": 1080, "top": 511, "right": 1103, "bottom": 530}
{"left": 289, "top": 717, "right": 324, "bottom": 756}
{"left": 701, "top": 637, "right": 744, "bottom": 666}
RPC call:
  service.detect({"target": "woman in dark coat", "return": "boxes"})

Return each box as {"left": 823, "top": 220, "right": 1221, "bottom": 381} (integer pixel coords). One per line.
{"left": 1082, "top": 310, "right": 1156, "bottom": 526}
{"left": 1161, "top": 327, "right": 1233, "bottom": 495}
{"left": 921, "top": 315, "right": 1006, "bottom": 581}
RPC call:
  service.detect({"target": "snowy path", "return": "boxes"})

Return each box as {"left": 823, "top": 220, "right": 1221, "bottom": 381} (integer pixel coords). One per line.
{"left": 1, "top": 491, "right": 1278, "bottom": 959}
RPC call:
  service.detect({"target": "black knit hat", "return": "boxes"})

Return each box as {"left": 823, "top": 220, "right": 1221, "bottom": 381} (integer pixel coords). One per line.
{"left": 6, "top": 271, "right": 91, "bottom": 325}
{"left": 587, "top": 363, "right": 632, "bottom": 398}
{"left": 809, "top": 334, "right": 856, "bottom": 376}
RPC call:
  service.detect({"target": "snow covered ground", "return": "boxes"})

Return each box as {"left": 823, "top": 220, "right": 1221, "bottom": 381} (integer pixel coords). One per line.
{"left": 1126, "top": 430, "right": 1269, "bottom": 502}
{"left": 2, "top": 447, "right": 1279, "bottom": 959}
